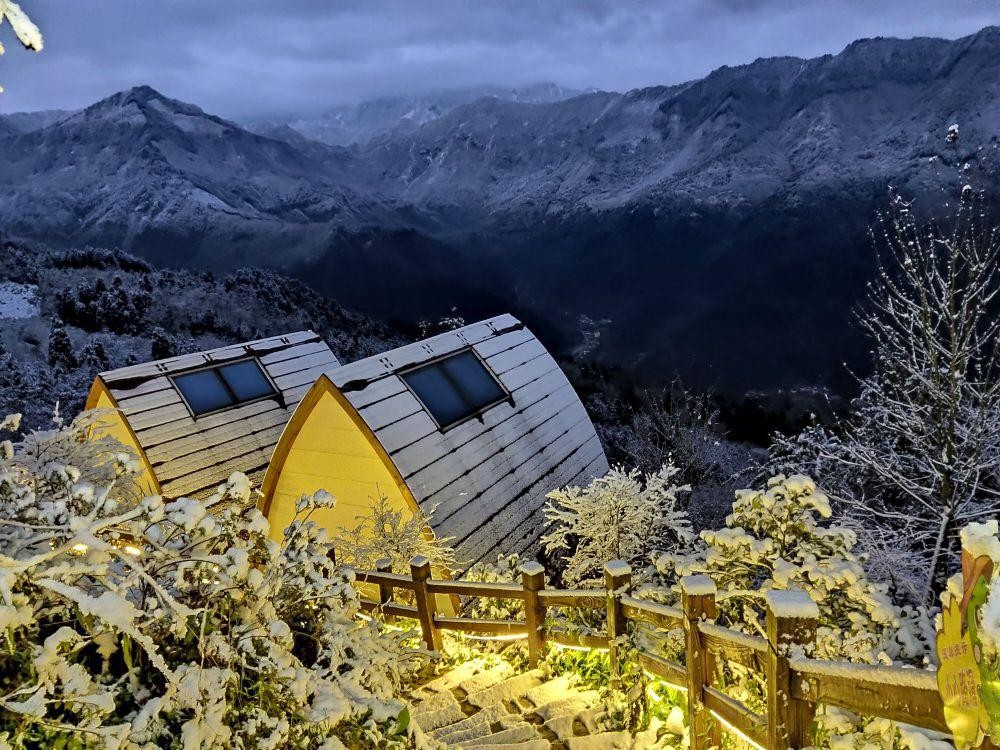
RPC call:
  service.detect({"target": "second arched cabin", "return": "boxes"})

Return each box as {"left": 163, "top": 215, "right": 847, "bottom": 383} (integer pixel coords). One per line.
{"left": 260, "top": 314, "right": 609, "bottom": 571}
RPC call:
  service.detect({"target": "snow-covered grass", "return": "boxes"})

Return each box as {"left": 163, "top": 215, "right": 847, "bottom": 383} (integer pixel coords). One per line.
{"left": 0, "top": 281, "right": 39, "bottom": 320}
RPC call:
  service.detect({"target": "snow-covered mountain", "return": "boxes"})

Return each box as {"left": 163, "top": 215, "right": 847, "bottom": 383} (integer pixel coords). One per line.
{"left": 1, "top": 28, "right": 998, "bottom": 394}
{"left": 0, "top": 108, "right": 73, "bottom": 133}
{"left": 246, "top": 82, "right": 591, "bottom": 146}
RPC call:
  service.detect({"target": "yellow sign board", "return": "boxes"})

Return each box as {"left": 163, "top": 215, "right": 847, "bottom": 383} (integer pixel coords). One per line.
{"left": 937, "top": 551, "right": 998, "bottom": 750}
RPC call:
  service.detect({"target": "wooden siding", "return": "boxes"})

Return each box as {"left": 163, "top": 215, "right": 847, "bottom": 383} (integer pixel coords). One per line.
{"left": 326, "top": 315, "right": 609, "bottom": 570}
{"left": 88, "top": 331, "right": 340, "bottom": 500}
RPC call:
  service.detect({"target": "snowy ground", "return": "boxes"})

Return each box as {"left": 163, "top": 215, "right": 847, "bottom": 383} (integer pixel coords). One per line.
{"left": 0, "top": 282, "right": 40, "bottom": 320}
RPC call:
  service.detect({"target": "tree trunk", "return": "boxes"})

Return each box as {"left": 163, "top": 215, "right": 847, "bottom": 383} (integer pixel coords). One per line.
{"left": 923, "top": 506, "right": 957, "bottom": 608}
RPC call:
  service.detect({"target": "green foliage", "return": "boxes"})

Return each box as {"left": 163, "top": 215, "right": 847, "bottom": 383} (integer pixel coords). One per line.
{"left": 462, "top": 554, "right": 526, "bottom": 620}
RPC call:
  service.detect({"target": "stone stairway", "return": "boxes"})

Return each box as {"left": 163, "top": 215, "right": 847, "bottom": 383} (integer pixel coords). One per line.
{"left": 410, "top": 662, "right": 667, "bottom": 749}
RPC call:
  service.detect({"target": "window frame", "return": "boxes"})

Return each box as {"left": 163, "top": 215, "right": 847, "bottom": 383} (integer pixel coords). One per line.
{"left": 399, "top": 347, "right": 512, "bottom": 432}
{"left": 170, "top": 357, "right": 282, "bottom": 419}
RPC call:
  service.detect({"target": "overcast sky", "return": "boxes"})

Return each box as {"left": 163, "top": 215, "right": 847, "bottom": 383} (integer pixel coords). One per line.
{"left": 0, "top": 0, "right": 997, "bottom": 118}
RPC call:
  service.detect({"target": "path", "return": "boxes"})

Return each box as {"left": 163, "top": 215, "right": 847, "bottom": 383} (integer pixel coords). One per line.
{"left": 410, "top": 662, "right": 665, "bottom": 749}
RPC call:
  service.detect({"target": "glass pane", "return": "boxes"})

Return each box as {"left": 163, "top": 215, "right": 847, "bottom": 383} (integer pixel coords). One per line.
{"left": 441, "top": 351, "right": 506, "bottom": 409}
{"left": 403, "top": 364, "right": 470, "bottom": 427}
{"left": 219, "top": 360, "right": 275, "bottom": 402}
{"left": 174, "top": 370, "right": 233, "bottom": 415}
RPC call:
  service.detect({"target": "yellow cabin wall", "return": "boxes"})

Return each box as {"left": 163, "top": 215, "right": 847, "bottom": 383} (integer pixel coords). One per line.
{"left": 264, "top": 384, "right": 458, "bottom": 614}
{"left": 265, "top": 388, "right": 415, "bottom": 544}
{"left": 87, "top": 386, "right": 159, "bottom": 497}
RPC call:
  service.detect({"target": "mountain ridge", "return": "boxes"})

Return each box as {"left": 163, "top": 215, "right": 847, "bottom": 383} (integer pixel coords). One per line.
{"left": 1, "top": 27, "right": 998, "bottom": 394}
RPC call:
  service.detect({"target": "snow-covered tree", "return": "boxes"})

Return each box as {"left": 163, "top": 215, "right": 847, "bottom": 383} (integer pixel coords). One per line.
{"left": 149, "top": 326, "right": 175, "bottom": 360}
{"left": 543, "top": 465, "right": 693, "bottom": 587}
{"left": 462, "top": 553, "right": 528, "bottom": 620}
{"left": 769, "top": 194, "right": 1000, "bottom": 607}
{"left": 0, "top": 0, "right": 42, "bottom": 94}
{"left": 80, "top": 339, "right": 110, "bottom": 372}
{"left": 46, "top": 318, "right": 77, "bottom": 371}
{"left": 332, "top": 494, "right": 457, "bottom": 575}
{"left": 0, "top": 412, "right": 426, "bottom": 748}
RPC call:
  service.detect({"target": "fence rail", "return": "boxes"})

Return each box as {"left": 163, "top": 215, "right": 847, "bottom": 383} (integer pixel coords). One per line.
{"left": 352, "top": 555, "right": 949, "bottom": 750}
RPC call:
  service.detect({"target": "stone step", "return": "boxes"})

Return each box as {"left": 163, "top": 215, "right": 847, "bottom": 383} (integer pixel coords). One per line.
{"left": 457, "top": 724, "right": 542, "bottom": 746}
{"left": 531, "top": 697, "right": 592, "bottom": 722}
{"left": 543, "top": 713, "right": 580, "bottom": 741}
{"left": 466, "top": 670, "right": 544, "bottom": 709}
{"left": 565, "top": 732, "right": 632, "bottom": 750}
{"left": 412, "top": 700, "right": 467, "bottom": 732}
{"left": 432, "top": 713, "right": 491, "bottom": 745}
{"left": 456, "top": 662, "right": 516, "bottom": 695}
{"left": 432, "top": 704, "right": 513, "bottom": 741}
{"left": 459, "top": 740, "right": 548, "bottom": 750}
{"left": 413, "top": 689, "right": 462, "bottom": 716}
{"left": 417, "top": 661, "right": 490, "bottom": 695}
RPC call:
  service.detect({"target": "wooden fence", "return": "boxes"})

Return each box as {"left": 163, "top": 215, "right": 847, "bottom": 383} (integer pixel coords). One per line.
{"left": 354, "top": 555, "right": 949, "bottom": 750}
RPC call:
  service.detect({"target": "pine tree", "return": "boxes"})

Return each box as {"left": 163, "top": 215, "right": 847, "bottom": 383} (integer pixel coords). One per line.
{"left": 46, "top": 318, "right": 77, "bottom": 371}
{"left": 80, "top": 339, "right": 110, "bottom": 372}
{"left": 150, "top": 327, "right": 175, "bottom": 360}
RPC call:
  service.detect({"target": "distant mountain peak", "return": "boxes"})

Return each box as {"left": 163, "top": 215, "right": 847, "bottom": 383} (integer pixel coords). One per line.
{"left": 246, "top": 81, "right": 592, "bottom": 147}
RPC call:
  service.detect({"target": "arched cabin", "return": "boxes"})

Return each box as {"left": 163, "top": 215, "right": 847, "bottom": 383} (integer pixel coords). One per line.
{"left": 85, "top": 331, "right": 340, "bottom": 499}
{"left": 260, "top": 314, "right": 609, "bottom": 571}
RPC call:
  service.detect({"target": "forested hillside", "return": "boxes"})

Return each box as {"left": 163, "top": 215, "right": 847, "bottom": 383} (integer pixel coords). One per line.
{"left": 0, "top": 241, "right": 406, "bottom": 431}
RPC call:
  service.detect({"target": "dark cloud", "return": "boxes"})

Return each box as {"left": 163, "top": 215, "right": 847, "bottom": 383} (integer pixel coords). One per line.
{"left": 0, "top": 0, "right": 996, "bottom": 117}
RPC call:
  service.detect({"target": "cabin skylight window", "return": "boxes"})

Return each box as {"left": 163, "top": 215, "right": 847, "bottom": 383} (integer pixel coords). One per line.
{"left": 173, "top": 359, "right": 277, "bottom": 416}
{"left": 402, "top": 349, "right": 509, "bottom": 430}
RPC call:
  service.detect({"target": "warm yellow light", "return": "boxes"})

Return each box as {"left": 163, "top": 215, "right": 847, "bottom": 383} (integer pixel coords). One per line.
{"left": 72, "top": 543, "right": 88, "bottom": 554}
{"left": 550, "top": 640, "right": 610, "bottom": 653}
{"left": 123, "top": 545, "right": 142, "bottom": 556}
{"left": 710, "top": 709, "right": 765, "bottom": 750}
{"left": 454, "top": 631, "right": 527, "bottom": 643}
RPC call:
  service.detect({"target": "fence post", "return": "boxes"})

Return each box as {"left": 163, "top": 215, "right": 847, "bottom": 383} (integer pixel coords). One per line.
{"left": 520, "top": 561, "right": 547, "bottom": 668}
{"left": 375, "top": 557, "right": 395, "bottom": 623}
{"left": 765, "top": 589, "right": 818, "bottom": 750}
{"left": 410, "top": 555, "right": 441, "bottom": 652}
{"left": 682, "top": 574, "right": 718, "bottom": 750}
{"left": 604, "top": 560, "right": 632, "bottom": 684}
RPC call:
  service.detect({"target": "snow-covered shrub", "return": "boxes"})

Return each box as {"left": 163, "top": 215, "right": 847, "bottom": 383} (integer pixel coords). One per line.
{"left": 462, "top": 553, "right": 526, "bottom": 620}
{"left": 0, "top": 412, "right": 426, "bottom": 749}
{"left": 955, "top": 521, "right": 1000, "bottom": 730}
{"left": 332, "top": 494, "right": 457, "bottom": 575}
{"left": 0, "top": 0, "right": 42, "bottom": 94}
{"left": 651, "top": 474, "right": 929, "bottom": 665}
{"left": 543, "top": 464, "right": 693, "bottom": 588}
{"left": 643, "top": 474, "right": 937, "bottom": 749}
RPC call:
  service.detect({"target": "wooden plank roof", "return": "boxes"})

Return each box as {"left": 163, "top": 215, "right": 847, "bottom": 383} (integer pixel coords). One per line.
{"left": 93, "top": 331, "right": 340, "bottom": 500}
{"left": 324, "top": 314, "right": 609, "bottom": 568}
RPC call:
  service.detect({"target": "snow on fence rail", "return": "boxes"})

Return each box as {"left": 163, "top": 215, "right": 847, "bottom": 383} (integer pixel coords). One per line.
{"left": 351, "top": 557, "right": 949, "bottom": 750}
